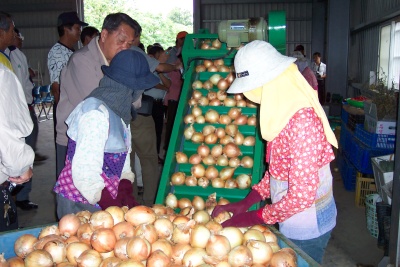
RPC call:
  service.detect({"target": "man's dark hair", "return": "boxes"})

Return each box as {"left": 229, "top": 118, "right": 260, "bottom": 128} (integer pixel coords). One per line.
{"left": 148, "top": 45, "right": 164, "bottom": 56}
{"left": 80, "top": 26, "right": 99, "bottom": 43}
{"left": 102, "top": 13, "right": 142, "bottom": 37}
{"left": 0, "top": 11, "right": 12, "bottom": 31}
{"left": 138, "top": 42, "right": 145, "bottom": 52}
{"left": 313, "top": 52, "right": 321, "bottom": 57}
{"left": 57, "top": 23, "right": 74, "bottom": 37}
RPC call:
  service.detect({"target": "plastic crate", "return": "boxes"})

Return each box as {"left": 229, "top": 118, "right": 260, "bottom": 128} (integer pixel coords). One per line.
{"left": 348, "top": 136, "right": 394, "bottom": 174}
{"left": 355, "top": 124, "right": 396, "bottom": 149}
{"left": 347, "top": 113, "right": 364, "bottom": 132}
{"left": 355, "top": 173, "right": 376, "bottom": 207}
{"left": 371, "top": 154, "right": 394, "bottom": 205}
{"left": 338, "top": 151, "right": 357, "bottom": 191}
{"left": 341, "top": 104, "right": 349, "bottom": 124}
{"left": 365, "top": 194, "right": 381, "bottom": 238}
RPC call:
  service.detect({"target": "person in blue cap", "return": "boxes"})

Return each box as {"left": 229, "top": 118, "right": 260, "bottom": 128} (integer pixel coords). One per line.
{"left": 53, "top": 49, "right": 159, "bottom": 218}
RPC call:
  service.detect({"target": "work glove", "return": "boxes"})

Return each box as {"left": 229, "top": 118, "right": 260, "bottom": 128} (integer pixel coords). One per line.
{"left": 221, "top": 209, "right": 265, "bottom": 228}
{"left": 212, "top": 190, "right": 262, "bottom": 218}
{"left": 117, "top": 179, "right": 139, "bottom": 208}
{"left": 98, "top": 188, "right": 123, "bottom": 209}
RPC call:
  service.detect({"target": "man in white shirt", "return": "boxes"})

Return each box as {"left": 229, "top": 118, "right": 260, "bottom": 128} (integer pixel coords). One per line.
{"left": 312, "top": 52, "right": 327, "bottom": 104}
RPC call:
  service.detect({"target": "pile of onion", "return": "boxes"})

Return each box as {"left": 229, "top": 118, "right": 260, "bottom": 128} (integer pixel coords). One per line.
{"left": 6, "top": 201, "right": 297, "bottom": 267}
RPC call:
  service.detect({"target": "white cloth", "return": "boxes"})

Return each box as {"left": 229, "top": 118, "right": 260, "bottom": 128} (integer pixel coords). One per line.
{"left": 47, "top": 42, "right": 74, "bottom": 84}
{"left": 6, "top": 47, "right": 34, "bottom": 104}
{"left": 66, "top": 103, "right": 132, "bottom": 203}
{"left": 312, "top": 61, "right": 327, "bottom": 78}
{"left": 0, "top": 64, "right": 34, "bottom": 184}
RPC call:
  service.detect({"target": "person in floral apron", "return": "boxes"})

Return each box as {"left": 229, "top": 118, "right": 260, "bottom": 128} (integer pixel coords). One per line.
{"left": 54, "top": 49, "right": 159, "bottom": 219}
{"left": 212, "top": 41, "right": 338, "bottom": 264}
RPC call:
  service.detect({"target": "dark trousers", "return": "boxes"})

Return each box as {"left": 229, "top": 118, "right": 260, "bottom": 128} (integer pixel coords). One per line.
{"left": 56, "top": 144, "right": 68, "bottom": 179}
{"left": 0, "top": 183, "right": 18, "bottom": 232}
{"left": 317, "top": 79, "right": 326, "bottom": 105}
{"left": 151, "top": 100, "right": 166, "bottom": 155}
{"left": 164, "top": 100, "right": 178, "bottom": 152}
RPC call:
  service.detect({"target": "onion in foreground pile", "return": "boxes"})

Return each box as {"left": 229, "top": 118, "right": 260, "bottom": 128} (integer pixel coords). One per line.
{"left": 4, "top": 202, "right": 297, "bottom": 267}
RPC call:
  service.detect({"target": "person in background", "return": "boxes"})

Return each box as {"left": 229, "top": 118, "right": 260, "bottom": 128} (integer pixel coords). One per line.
{"left": 146, "top": 44, "right": 171, "bottom": 164}
{"left": 212, "top": 41, "right": 338, "bottom": 263}
{"left": 0, "top": 63, "right": 34, "bottom": 231}
{"left": 6, "top": 27, "right": 45, "bottom": 210}
{"left": 48, "top": 11, "right": 87, "bottom": 178}
{"left": 80, "top": 26, "right": 99, "bottom": 46}
{"left": 54, "top": 50, "right": 158, "bottom": 218}
{"left": 0, "top": 11, "right": 15, "bottom": 71}
{"left": 294, "top": 44, "right": 312, "bottom": 68}
{"left": 312, "top": 52, "right": 327, "bottom": 104}
{"left": 55, "top": 13, "right": 140, "bottom": 181}
{"left": 292, "top": 51, "right": 318, "bottom": 91}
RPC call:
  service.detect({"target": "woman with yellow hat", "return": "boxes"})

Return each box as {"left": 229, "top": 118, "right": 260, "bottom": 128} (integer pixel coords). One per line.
{"left": 212, "top": 40, "right": 338, "bottom": 263}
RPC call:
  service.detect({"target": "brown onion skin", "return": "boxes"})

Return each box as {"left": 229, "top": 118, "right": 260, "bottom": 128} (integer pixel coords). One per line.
{"left": 90, "top": 228, "right": 117, "bottom": 253}
{"left": 14, "top": 234, "right": 38, "bottom": 258}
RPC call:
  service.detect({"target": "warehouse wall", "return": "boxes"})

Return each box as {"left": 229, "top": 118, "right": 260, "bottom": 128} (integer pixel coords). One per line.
{"left": 0, "top": 0, "right": 84, "bottom": 85}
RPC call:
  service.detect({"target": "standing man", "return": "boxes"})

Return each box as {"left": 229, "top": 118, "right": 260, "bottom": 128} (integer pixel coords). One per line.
{"left": 0, "top": 11, "right": 15, "bottom": 71}
{"left": 55, "top": 13, "right": 141, "bottom": 181}
{"left": 47, "top": 11, "right": 87, "bottom": 177}
{"left": 312, "top": 52, "right": 327, "bottom": 104}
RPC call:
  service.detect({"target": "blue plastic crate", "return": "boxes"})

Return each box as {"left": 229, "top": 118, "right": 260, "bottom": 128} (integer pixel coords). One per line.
{"left": 348, "top": 136, "right": 394, "bottom": 174}
{"left": 355, "top": 124, "right": 396, "bottom": 149}
{"left": 338, "top": 151, "right": 357, "bottom": 191}
{"left": 341, "top": 106, "right": 349, "bottom": 124}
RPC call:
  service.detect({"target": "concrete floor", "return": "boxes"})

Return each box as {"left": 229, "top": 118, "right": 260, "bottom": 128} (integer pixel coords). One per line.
{"left": 16, "top": 107, "right": 385, "bottom": 266}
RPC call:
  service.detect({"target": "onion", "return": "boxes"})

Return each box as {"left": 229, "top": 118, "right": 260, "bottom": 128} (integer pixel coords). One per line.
{"left": 106, "top": 206, "right": 125, "bottom": 225}
{"left": 217, "top": 79, "right": 229, "bottom": 91}
{"left": 100, "top": 257, "right": 122, "bottom": 266}
{"left": 205, "top": 221, "right": 223, "bottom": 234}
{"left": 91, "top": 228, "right": 117, "bottom": 253}
{"left": 203, "top": 60, "right": 213, "bottom": 68}
{"left": 126, "top": 237, "right": 151, "bottom": 261}
{"left": 59, "top": 214, "right": 81, "bottom": 238}
{"left": 176, "top": 152, "right": 188, "bottom": 163}
{"left": 219, "top": 227, "right": 244, "bottom": 249}
{"left": 182, "top": 248, "right": 207, "bottom": 267}
{"left": 269, "top": 248, "right": 297, "bottom": 267}
{"left": 113, "top": 237, "right": 130, "bottom": 260}
{"left": 197, "top": 177, "right": 209, "bottom": 188}
{"left": 203, "top": 80, "right": 213, "bottom": 90}
{"left": 202, "top": 125, "right": 216, "bottom": 136}
{"left": 190, "top": 224, "right": 211, "bottom": 249}
{"left": 184, "top": 124, "right": 195, "bottom": 139}
{"left": 209, "top": 99, "right": 221, "bottom": 107}
{"left": 225, "top": 124, "right": 238, "bottom": 137}
{"left": 6, "top": 256, "right": 24, "bottom": 267}
{"left": 205, "top": 166, "right": 219, "bottom": 179}
{"left": 267, "top": 242, "right": 280, "bottom": 253}
{"left": 171, "top": 224, "right": 191, "bottom": 245}
{"left": 241, "top": 156, "right": 254, "bottom": 168}
{"left": 134, "top": 223, "right": 158, "bottom": 244}
{"left": 184, "top": 114, "right": 196, "bottom": 124}
{"left": 263, "top": 229, "right": 278, "bottom": 243}
{"left": 197, "top": 143, "right": 210, "bottom": 157}
{"left": 38, "top": 225, "right": 60, "bottom": 239}
{"left": 188, "top": 98, "right": 197, "bottom": 106}
{"left": 218, "top": 65, "right": 231, "bottom": 72}
{"left": 196, "top": 115, "right": 206, "bottom": 124}
{"left": 65, "top": 236, "right": 80, "bottom": 245}
{"left": 219, "top": 135, "right": 234, "bottom": 145}
{"left": 243, "top": 136, "right": 256, "bottom": 146}
{"left": 147, "top": 249, "right": 171, "bottom": 267}
{"left": 217, "top": 90, "right": 227, "bottom": 101}
{"left": 212, "top": 39, "right": 222, "bottom": 49}
{"left": 211, "top": 144, "right": 223, "bottom": 158}
{"left": 208, "top": 65, "right": 219, "bottom": 72}
{"left": 154, "top": 218, "right": 174, "bottom": 239}
{"left": 33, "top": 234, "right": 65, "bottom": 250}
{"left": 213, "top": 211, "right": 231, "bottom": 224}
{"left": 224, "top": 98, "right": 237, "bottom": 107}
{"left": 171, "top": 172, "right": 185, "bottom": 185}
{"left": 202, "top": 154, "right": 216, "bottom": 166}
{"left": 225, "top": 72, "right": 235, "bottom": 84}
{"left": 192, "top": 89, "right": 203, "bottom": 100}
{"left": 77, "top": 223, "right": 94, "bottom": 245}
{"left": 24, "top": 250, "right": 53, "bottom": 267}
{"left": 206, "top": 234, "right": 231, "bottom": 258}
{"left": 218, "top": 114, "right": 232, "bottom": 124}
{"left": 197, "top": 96, "right": 210, "bottom": 107}
{"left": 43, "top": 240, "right": 66, "bottom": 264}
{"left": 223, "top": 142, "right": 242, "bottom": 158}
{"left": 192, "top": 196, "right": 205, "bottom": 211}
{"left": 191, "top": 164, "right": 206, "bottom": 178}
{"left": 234, "top": 94, "right": 244, "bottom": 101}
{"left": 193, "top": 210, "right": 210, "bottom": 224}
{"left": 243, "top": 229, "right": 265, "bottom": 243}
{"left": 185, "top": 175, "right": 197, "bottom": 186}
{"left": 192, "top": 80, "right": 203, "bottom": 90}
{"left": 189, "top": 154, "right": 202, "bottom": 164}
{"left": 191, "top": 132, "right": 205, "bottom": 143}
{"left": 171, "top": 243, "right": 192, "bottom": 265}
{"left": 224, "top": 178, "right": 238, "bottom": 188}
{"left": 204, "top": 109, "right": 219, "bottom": 123}
{"left": 216, "top": 155, "right": 229, "bottom": 166}
{"left": 90, "top": 210, "right": 114, "bottom": 230}
{"left": 236, "top": 174, "right": 252, "bottom": 189}
{"left": 204, "top": 133, "right": 218, "bottom": 144}
{"left": 228, "top": 157, "right": 241, "bottom": 168}
{"left": 165, "top": 193, "right": 178, "bottom": 209}
{"left": 233, "top": 115, "right": 248, "bottom": 125}
{"left": 246, "top": 100, "right": 258, "bottom": 108}
{"left": 66, "top": 242, "right": 90, "bottom": 265}
{"left": 191, "top": 105, "right": 203, "bottom": 117}
{"left": 113, "top": 221, "right": 134, "bottom": 240}
{"left": 234, "top": 132, "right": 244, "bottom": 145}
{"left": 76, "top": 249, "right": 102, "bottom": 267}
{"left": 14, "top": 234, "right": 38, "bottom": 258}
{"left": 125, "top": 206, "right": 156, "bottom": 226}
{"left": 207, "top": 91, "right": 217, "bottom": 101}
{"left": 219, "top": 167, "right": 235, "bottom": 180}
{"left": 247, "top": 116, "right": 257, "bottom": 127}
{"left": 236, "top": 99, "right": 247, "bottom": 107}
{"left": 228, "top": 108, "right": 242, "bottom": 120}
{"left": 246, "top": 240, "right": 273, "bottom": 265}
{"left": 228, "top": 245, "right": 253, "bottom": 267}
{"left": 151, "top": 239, "right": 173, "bottom": 257}
{"left": 210, "top": 74, "right": 222, "bottom": 85}
{"left": 100, "top": 250, "right": 115, "bottom": 259}
{"left": 116, "top": 259, "right": 145, "bottom": 267}
{"left": 195, "top": 65, "right": 206, "bottom": 72}
{"left": 178, "top": 198, "right": 192, "bottom": 209}
{"left": 211, "top": 178, "right": 225, "bottom": 188}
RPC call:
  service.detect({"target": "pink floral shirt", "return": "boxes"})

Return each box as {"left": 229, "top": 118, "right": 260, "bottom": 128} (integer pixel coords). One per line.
{"left": 254, "top": 107, "right": 335, "bottom": 224}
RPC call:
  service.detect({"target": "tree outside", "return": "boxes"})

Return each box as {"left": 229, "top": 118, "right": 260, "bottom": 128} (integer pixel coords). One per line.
{"left": 83, "top": 0, "right": 193, "bottom": 49}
